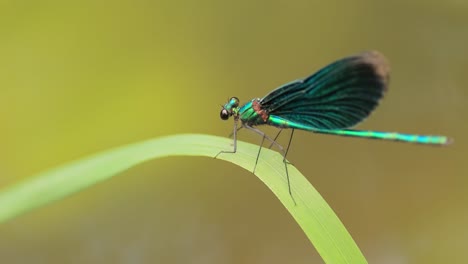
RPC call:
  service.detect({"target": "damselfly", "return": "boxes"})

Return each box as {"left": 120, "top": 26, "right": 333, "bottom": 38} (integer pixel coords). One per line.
{"left": 216, "top": 51, "right": 452, "bottom": 203}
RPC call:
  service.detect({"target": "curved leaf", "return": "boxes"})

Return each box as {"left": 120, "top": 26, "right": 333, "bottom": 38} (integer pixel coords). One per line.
{"left": 0, "top": 134, "right": 366, "bottom": 264}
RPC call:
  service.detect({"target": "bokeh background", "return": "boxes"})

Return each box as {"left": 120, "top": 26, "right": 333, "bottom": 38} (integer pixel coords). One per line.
{"left": 0, "top": 1, "right": 466, "bottom": 263}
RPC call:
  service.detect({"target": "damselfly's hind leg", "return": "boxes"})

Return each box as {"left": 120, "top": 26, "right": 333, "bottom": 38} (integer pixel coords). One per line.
{"left": 284, "top": 129, "right": 295, "bottom": 164}
{"left": 277, "top": 129, "right": 295, "bottom": 203}
{"left": 266, "top": 129, "right": 294, "bottom": 166}
{"left": 244, "top": 125, "right": 297, "bottom": 205}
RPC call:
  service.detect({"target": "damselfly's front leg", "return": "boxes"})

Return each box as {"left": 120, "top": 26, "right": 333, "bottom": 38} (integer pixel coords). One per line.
{"left": 214, "top": 119, "right": 239, "bottom": 158}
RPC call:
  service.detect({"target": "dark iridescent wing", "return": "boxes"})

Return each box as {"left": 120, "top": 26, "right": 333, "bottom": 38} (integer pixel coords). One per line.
{"left": 260, "top": 51, "right": 389, "bottom": 129}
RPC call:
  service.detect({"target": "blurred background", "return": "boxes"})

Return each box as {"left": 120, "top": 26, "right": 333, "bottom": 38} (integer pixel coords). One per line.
{"left": 0, "top": 0, "right": 466, "bottom": 263}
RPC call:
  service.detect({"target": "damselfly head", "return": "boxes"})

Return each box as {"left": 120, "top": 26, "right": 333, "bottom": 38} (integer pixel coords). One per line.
{"left": 220, "top": 97, "right": 240, "bottom": 120}
{"left": 229, "top": 97, "right": 239, "bottom": 107}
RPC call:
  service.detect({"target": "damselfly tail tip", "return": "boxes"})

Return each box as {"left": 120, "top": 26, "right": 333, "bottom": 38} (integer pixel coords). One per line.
{"left": 431, "top": 136, "right": 454, "bottom": 146}
{"left": 443, "top": 137, "right": 454, "bottom": 146}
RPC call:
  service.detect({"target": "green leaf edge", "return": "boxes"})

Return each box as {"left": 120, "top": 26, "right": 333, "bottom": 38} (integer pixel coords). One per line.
{"left": 0, "top": 134, "right": 367, "bottom": 264}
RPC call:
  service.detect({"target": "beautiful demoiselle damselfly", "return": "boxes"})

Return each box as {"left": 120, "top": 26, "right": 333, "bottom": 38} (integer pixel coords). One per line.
{"left": 216, "top": 51, "right": 452, "bottom": 203}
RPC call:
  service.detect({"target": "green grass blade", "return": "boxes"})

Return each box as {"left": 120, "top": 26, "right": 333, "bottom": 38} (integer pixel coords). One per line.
{"left": 0, "top": 134, "right": 366, "bottom": 264}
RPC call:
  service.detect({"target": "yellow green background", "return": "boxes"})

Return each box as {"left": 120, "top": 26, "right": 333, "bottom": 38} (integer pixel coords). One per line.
{"left": 0, "top": 1, "right": 466, "bottom": 263}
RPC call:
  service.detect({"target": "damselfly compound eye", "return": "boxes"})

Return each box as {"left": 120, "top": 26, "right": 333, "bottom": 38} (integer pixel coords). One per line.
{"left": 220, "top": 109, "right": 230, "bottom": 120}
